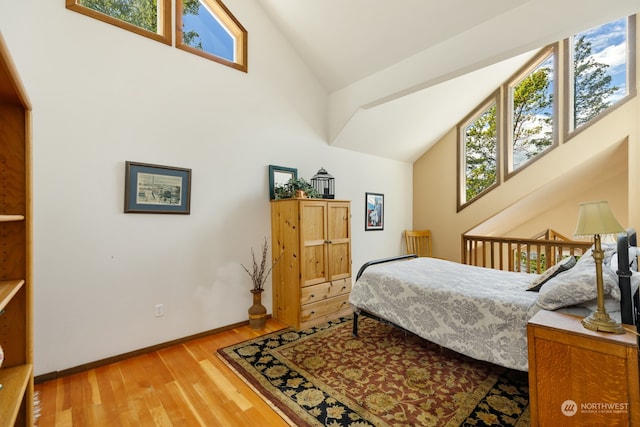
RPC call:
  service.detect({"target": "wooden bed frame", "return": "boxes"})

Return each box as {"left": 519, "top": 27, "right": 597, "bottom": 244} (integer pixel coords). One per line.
{"left": 352, "top": 231, "right": 640, "bottom": 341}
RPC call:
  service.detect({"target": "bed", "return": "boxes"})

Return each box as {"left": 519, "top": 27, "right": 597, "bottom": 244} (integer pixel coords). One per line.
{"left": 349, "top": 231, "right": 640, "bottom": 372}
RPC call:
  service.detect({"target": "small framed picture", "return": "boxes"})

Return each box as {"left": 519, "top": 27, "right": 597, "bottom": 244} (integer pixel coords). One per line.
{"left": 124, "top": 161, "right": 192, "bottom": 214}
{"left": 365, "top": 192, "right": 384, "bottom": 231}
{"left": 268, "top": 165, "right": 297, "bottom": 199}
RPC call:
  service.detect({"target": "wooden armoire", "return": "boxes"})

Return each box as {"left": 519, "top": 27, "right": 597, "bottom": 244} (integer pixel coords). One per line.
{"left": 0, "top": 33, "right": 34, "bottom": 426}
{"left": 270, "top": 199, "right": 351, "bottom": 329}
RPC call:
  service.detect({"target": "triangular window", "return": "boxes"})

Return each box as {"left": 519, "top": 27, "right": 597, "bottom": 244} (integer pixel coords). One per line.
{"left": 66, "top": 0, "right": 172, "bottom": 45}
{"left": 568, "top": 16, "right": 633, "bottom": 132}
{"left": 66, "top": 0, "right": 247, "bottom": 72}
{"left": 458, "top": 92, "right": 500, "bottom": 210}
{"left": 177, "top": 0, "right": 247, "bottom": 72}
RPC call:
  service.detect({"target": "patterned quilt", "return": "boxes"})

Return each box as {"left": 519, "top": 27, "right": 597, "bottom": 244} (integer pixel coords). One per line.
{"left": 349, "top": 257, "right": 541, "bottom": 371}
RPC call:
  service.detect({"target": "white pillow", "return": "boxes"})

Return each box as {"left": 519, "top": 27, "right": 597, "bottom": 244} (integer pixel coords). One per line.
{"left": 578, "top": 296, "right": 622, "bottom": 313}
{"left": 582, "top": 242, "right": 617, "bottom": 265}
{"left": 609, "top": 247, "right": 639, "bottom": 274}
{"left": 536, "top": 246, "right": 620, "bottom": 311}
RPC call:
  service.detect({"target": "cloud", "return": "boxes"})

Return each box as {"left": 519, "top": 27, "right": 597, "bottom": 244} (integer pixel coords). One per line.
{"left": 593, "top": 42, "right": 627, "bottom": 70}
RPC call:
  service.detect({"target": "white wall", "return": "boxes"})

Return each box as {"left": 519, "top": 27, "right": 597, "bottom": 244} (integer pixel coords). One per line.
{"left": 0, "top": 1, "right": 412, "bottom": 375}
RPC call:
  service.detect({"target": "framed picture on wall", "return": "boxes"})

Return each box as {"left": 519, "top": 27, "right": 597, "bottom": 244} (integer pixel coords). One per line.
{"left": 365, "top": 192, "right": 384, "bottom": 231}
{"left": 124, "top": 161, "right": 192, "bottom": 214}
{"left": 268, "top": 165, "right": 297, "bottom": 199}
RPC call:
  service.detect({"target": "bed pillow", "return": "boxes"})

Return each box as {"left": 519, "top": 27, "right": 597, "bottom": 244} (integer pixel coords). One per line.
{"left": 576, "top": 243, "right": 617, "bottom": 272}
{"left": 578, "top": 296, "right": 623, "bottom": 314}
{"left": 526, "top": 256, "right": 576, "bottom": 292}
{"left": 609, "top": 247, "right": 639, "bottom": 274}
{"left": 536, "top": 245, "right": 620, "bottom": 310}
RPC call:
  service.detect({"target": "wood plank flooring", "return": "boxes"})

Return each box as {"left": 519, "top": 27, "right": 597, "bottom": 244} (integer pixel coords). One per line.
{"left": 34, "top": 319, "right": 291, "bottom": 426}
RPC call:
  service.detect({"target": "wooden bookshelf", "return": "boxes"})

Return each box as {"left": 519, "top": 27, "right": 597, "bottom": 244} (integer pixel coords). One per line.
{"left": 0, "top": 32, "right": 33, "bottom": 427}
{"left": 0, "top": 280, "right": 24, "bottom": 309}
{"left": 0, "top": 365, "right": 32, "bottom": 424}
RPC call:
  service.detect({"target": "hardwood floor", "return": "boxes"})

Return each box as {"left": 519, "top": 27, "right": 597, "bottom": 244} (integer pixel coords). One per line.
{"left": 34, "top": 319, "right": 291, "bottom": 426}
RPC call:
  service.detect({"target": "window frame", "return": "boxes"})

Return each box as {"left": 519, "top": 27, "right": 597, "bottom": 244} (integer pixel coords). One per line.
{"left": 66, "top": 0, "right": 248, "bottom": 72}
{"left": 563, "top": 15, "right": 637, "bottom": 140}
{"left": 457, "top": 90, "right": 502, "bottom": 212}
{"left": 504, "top": 44, "right": 558, "bottom": 180}
{"left": 175, "top": 0, "right": 248, "bottom": 72}
{"left": 455, "top": 15, "right": 637, "bottom": 212}
{"left": 65, "top": 0, "right": 172, "bottom": 46}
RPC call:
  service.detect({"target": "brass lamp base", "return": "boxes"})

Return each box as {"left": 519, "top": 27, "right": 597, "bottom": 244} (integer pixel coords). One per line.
{"left": 582, "top": 311, "right": 625, "bottom": 334}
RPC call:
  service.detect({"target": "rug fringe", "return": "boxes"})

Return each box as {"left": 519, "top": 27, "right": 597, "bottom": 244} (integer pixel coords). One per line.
{"left": 215, "top": 352, "right": 299, "bottom": 427}
{"left": 33, "top": 390, "right": 42, "bottom": 425}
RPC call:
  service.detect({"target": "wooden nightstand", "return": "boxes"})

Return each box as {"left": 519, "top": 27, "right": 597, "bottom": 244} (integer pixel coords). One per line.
{"left": 527, "top": 310, "right": 639, "bottom": 426}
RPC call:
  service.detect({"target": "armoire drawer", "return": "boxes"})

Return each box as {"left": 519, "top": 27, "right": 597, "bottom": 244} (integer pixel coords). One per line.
{"left": 300, "top": 293, "right": 351, "bottom": 324}
{"left": 300, "top": 278, "right": 351, "bottom": 305}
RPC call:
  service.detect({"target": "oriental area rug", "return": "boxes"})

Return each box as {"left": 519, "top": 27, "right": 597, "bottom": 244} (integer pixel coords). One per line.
{"left": 217, "top": 316, "right": 530, "bottom": 426}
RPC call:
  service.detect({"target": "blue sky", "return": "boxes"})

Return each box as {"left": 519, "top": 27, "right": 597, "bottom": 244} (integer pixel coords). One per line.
{"left": 576, "top": 17, "right": 628, "bottom": 99}
{"left": 182, "top": 2, "right": 234, "bottom": 62}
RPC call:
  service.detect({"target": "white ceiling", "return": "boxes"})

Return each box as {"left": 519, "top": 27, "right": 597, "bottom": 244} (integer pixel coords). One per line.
{"left": 257, "top": 0, "right": 640, "bottom": 162}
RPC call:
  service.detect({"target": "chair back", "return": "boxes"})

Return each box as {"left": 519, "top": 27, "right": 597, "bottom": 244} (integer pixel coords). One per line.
{"left": 405, "top": 230, "right": 432, "bottom": 257}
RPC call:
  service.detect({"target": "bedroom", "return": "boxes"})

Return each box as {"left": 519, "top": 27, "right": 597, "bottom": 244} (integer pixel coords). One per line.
{"left": 1, "top": 0, "right": 640, "bottom": 425}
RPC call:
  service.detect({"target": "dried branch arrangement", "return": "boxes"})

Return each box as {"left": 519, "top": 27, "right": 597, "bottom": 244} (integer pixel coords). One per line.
{"left": 241, "top": 237, "right": 281, "bottom": 292}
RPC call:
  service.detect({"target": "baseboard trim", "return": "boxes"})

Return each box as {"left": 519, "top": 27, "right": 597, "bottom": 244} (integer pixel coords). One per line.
{"left": 35, "top": 317, "right": 267, "bottom": 384}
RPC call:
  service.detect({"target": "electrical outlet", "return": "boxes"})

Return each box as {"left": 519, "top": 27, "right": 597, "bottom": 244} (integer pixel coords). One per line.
{"left": 154, "top": 304, "right": 164, "bottom": 317}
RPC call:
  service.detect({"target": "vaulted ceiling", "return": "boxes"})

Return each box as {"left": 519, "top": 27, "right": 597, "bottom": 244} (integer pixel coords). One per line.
{"left": 257, "top": 1, "right": 640, "bottom": 162}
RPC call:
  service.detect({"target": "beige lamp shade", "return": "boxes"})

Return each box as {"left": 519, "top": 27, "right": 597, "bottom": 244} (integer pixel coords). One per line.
{"left": 574, "top": 201, "right": 624, "bottom": 237}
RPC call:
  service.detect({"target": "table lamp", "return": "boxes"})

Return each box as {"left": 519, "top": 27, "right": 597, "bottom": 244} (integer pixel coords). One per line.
{"left": 574, "top": 200, "right": 625, "bottom": 334}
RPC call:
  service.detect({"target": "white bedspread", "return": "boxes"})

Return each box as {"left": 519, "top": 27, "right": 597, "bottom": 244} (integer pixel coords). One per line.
{"left": 349, "top": 257, "right": 541, "bottom": 371}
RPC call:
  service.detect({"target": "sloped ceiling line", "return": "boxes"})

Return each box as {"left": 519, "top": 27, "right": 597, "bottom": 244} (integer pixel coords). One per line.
{"left": 257, "top": 0, "right": 640, "bottom": 162}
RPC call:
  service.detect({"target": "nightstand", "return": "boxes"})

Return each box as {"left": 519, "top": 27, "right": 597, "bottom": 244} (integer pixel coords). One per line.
{"left": 527, "top": 310, "right": 639, "bottom": 426}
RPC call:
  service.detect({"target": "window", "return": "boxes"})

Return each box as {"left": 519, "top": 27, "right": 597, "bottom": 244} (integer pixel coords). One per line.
{"left": 506, "top": 47, "right": 556, "bottom": 175}
{"left": 568, "top": 16, "right": 635, "bottom": 131}
{"left": 458, "top": 92, "right": 499, "bottom": 210}
{"left": 66, "top": 0, "right": 171, "bottom": 45}
{"left": 457, "top": 15, "right": 636, "bottom": 210}
{"left": 176, "top": 0, "right": 247, "bottom": 72}
{"left": 66, "top": 0, "right": 247, "bottom": 72}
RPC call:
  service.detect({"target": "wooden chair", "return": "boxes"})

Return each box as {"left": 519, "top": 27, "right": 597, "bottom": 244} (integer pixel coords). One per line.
{"left": 405, "top": 230, "right": 433, "bottom": 257}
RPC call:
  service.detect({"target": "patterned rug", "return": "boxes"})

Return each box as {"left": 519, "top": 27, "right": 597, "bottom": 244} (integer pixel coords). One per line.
{"left": 217, "top": 316, "right": 530, "bottom": 426}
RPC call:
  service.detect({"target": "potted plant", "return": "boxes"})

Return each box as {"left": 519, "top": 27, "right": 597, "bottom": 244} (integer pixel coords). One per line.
{"left": 274, "top": 177, "right": 321, "bottom": 199}
{"left": 241, "top": 237, "right": 281, "bottom": 329}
